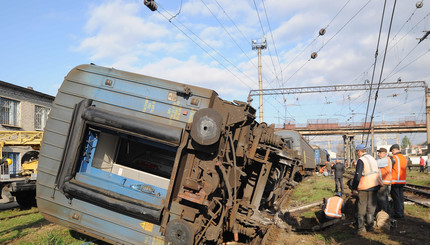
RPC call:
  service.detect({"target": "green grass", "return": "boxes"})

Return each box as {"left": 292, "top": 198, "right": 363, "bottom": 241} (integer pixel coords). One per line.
{"left": 0, "top": 211, "right": 45, "bottom": 244}
{"left": 290, "top": 175, "right": 335, "bottom": 206}
{"left": 405, "top": 204, "right": 430, "bottom": 222}
{"left": 0, "top": 208, "right": 97, "bottom": 245}
{"left": 406, "top": 169, "right": 430, "bottom": 186}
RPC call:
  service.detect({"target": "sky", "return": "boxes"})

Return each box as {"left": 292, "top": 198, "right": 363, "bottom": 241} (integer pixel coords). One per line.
{"left": 1, "top": 0, "right": 430, "bottom": 148}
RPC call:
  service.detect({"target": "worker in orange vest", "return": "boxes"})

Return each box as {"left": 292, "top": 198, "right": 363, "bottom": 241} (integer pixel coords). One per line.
{"left": 389, "top": 144, "right": 407, "bottom": 219}
{"left": 323, "top": 192, "right": 344, "bottom": 220}
{"left": 376, "top": 147, "right": 391, "bottom": 215}
{"left": 351, "top": 144, "right": 383, "bottom": 234}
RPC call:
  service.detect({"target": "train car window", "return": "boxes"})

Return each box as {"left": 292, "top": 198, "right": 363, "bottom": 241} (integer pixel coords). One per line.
{"left": 75, "top": 125, "right": 174, "bottom": 193}
{"left": 54, "top": 100, "right": 184, "bottom": 222}
{"left": 116, "top": 137, "right": 175, "bottom": 179}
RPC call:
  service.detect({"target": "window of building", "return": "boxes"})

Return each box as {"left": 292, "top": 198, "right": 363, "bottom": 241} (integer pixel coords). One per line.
{"left": 0, "top": 97, "right": 20, "bottom": 126}
{"left": 34, "top": 105, "right": 50, "bottom": 130}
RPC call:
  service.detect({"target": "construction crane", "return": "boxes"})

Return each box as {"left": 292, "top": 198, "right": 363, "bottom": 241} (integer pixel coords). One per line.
{"left": 0, "top": 131, "right": 43, "bottom": 207}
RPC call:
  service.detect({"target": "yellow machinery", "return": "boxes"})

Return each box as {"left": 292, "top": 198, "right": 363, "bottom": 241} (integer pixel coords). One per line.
{"left": 0, "top": 131, "right": 43, "bottom": 207}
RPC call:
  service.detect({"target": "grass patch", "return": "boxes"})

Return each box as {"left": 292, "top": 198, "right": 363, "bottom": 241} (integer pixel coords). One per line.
{"left": 0, "top": 207, "right": 38, "bottom": 219}
{"left": 405, "top": 204, "right": 430, "bottom": 222}
{"left": 0, "top": 208, "right": 98, "bottom": 245}
{"left": 406, "top": 169, "right": 430, "bottom": 186}
{"left": 290, "top": 175, "right": 335, "bottom": 206}
{"left": 0, "top": 212, "right": 46, "bottom": 244}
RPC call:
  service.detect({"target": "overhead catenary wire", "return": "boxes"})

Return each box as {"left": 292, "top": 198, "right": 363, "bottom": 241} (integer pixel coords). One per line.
{"left": 156, "top": 2, "right": 297, "bottom": 118}
{"left": 261, "top": 0, "right": 283, "bottom": 84}
{"left": 252, "top": 0, "right": 283, "bottom": 92}
{"left": 279, "top": 0, "right": 353, "bottom": 87}
{"left": 281, "top": 0, "right": 373, "bottom": 87}
{"left": 362, "top": 0, "right": 388, "bottom": 144}
{"left": 154, "top": 2, "right": 256, "bottom": 89}
{"left": 199, "top": 0, "right": 258, "bottom": 69}
{"left": 365, "top": 0, "right": 398, "bottom": 146}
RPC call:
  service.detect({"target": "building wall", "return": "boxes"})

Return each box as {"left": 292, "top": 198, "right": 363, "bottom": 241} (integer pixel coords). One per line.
{"left": 0, "top": 82, "right": 54, "bottom": 173}
{"left": 0, "top": 84, "right": 53, "bottom": 131}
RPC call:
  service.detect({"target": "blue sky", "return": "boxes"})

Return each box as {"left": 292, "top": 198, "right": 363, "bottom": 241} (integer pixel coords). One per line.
{"left": 1, "top": 0, "right": 430, "bottom": 146}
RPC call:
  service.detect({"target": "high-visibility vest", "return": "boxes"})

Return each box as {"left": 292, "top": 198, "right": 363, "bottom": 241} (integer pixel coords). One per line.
{"left": 392, "top": 153, "right": 407, "bottom": 184}
{"left": 358, "top": 154, "right": 383, "bottom": 190}
{"left": 380, "top": 156, "right": 392, "bottom": 185}
{"left": 324, "top": 196, "right": 343, "bottom": 218}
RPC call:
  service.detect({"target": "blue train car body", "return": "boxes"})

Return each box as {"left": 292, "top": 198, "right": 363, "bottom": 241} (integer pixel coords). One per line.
{"left": 36, "top": 64, "right": 301, "bottom": 244}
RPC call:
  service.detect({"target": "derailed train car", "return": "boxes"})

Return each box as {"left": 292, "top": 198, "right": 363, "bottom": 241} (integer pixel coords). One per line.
{"left": 36, "top": 64, "right": 301, "bottom": 244}
{"left": 312, "top": 145, "right": 330, "bottom": 167}
{"left": 275, "top": 130, "right": 316, "bottom": 179}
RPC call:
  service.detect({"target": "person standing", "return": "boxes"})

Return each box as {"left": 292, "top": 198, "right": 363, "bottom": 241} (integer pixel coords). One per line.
{"left": 389, "top": 144, "right": 407, "bottom": 219}
{"left": 376, "top": 148, "right": 392, "bottom": 215}
{"left": 419, "top": 156, "right": 425, "bottom": 173}
{"left": 407, "top": 157, "right": 412, "bottom": 171}
{"left": 351, "top": 144, "right": 383, "bottom": 234}
{"left": 333, "top": 160, "right": 345, "bottom": 194}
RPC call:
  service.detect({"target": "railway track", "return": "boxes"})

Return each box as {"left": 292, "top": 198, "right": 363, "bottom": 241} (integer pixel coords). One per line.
{"left": 404, "top": 184, "right": 430, "bottom": 208}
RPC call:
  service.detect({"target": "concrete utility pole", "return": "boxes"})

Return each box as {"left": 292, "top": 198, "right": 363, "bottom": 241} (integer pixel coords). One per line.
{"left": 252, "top": 37, "right": 267, "bottom": 123}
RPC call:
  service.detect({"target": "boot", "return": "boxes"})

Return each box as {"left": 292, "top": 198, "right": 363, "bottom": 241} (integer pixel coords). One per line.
{"left": 357, "top": 216, "right": 365, "bottom": 233}
{"left": 366, "top": 213, "right": 375, "bottom": 232}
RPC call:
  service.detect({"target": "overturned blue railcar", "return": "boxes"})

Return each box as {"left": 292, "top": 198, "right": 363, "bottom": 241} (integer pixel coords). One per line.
{"left": 36, "top": 64, "right": 302, "bottom": 244}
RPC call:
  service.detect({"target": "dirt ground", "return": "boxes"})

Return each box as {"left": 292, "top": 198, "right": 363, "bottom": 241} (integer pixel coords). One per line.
{"left": 262, "top": 194, "right": 430, "bottom": 245}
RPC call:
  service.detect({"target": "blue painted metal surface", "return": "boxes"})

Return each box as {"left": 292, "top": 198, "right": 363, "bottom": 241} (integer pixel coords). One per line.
{"left": 36, "top": 64, "right": 218, "bottom": 244}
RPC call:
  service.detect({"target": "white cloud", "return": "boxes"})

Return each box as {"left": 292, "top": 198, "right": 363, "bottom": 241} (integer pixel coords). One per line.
{"left": 72, "top": 0, "right": 430, "bottom": 125}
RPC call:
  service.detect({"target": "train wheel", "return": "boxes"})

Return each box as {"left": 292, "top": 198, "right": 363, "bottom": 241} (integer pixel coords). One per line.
{"left": 165, "top": 219, "right": 195, "bottom": 245}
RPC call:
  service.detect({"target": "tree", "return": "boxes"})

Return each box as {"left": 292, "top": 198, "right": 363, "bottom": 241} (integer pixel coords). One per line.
{"left": 402, "top": 136, "right": 411, "bottom": 149}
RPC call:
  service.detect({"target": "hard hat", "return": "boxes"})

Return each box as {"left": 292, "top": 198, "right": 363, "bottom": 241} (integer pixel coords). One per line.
{"left": 335, "top": 192, "right": 342, "bottom": 197}
{"left": 6, "top": 158, "right": 12, "bottom": 165}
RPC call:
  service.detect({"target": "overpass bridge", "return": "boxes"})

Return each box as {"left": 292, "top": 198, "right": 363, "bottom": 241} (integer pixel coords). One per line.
{"left": 275, "top": 119, "right": 428, "bottom": 165}
{"left": 275, "top": 120, "right": 426, "bottom": 135}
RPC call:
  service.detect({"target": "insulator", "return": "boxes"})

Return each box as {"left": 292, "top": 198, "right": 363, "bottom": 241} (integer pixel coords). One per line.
{"left": 319, "top": 28, "right": 326, "bottom": 36}
{"left": 144, "top": 0, "right": 158, "bottom": 11}
{"left": 416, "top": 1, "right": 423, "bottom": 8}
{"left": 311, "top": 52, "right": 318, "bottom": 59}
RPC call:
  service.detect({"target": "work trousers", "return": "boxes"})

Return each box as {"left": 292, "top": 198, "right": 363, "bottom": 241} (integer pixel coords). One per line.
{"left": 357, "top": 189, "right": 378, "bottom": 231}
{"left": 335, "top": 177, "right": 344, "bottom": 194}
{"left": 390, "top": 184, "right": 405, "bottom": 218}
{"left": 376, "top": 185, "right": 390, "bottom": 215}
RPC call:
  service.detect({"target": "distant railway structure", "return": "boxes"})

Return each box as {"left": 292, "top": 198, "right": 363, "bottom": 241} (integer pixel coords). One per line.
{"left": 249, "top": 81, "right": 430, "bottom": 166}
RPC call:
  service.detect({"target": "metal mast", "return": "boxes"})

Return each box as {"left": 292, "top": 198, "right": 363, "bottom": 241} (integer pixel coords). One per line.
{"left": 252, "top": 37, "right": 267, "bottom": 123}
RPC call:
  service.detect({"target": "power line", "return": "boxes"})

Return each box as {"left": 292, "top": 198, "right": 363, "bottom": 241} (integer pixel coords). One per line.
{"left": 281, "top": 0, "right": 373, "bottom": 87}
{"left": 362, "top": 0, "right": 388, "bottom": 144}
{"left": 199, "top": 0, "right": 257, "bottom": 69}
{"left": 279, "top": 0, "right": 353, "bottom": 87}
{"left": 261, "top": 0, "right": 283, "bottom": 83}
{"left": 365, "top": 0, "right": 398, "bottom": 146}
{"left": 315, "top": 0, "right": 372, "bottom": 54}
{"left": 154, "top": 2, "right": 256, "bottom": 89}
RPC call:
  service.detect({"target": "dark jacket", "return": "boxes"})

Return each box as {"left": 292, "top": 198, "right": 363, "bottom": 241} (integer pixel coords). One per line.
{"left": 333, "top": 162, "right": 345, "bottom": 179}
